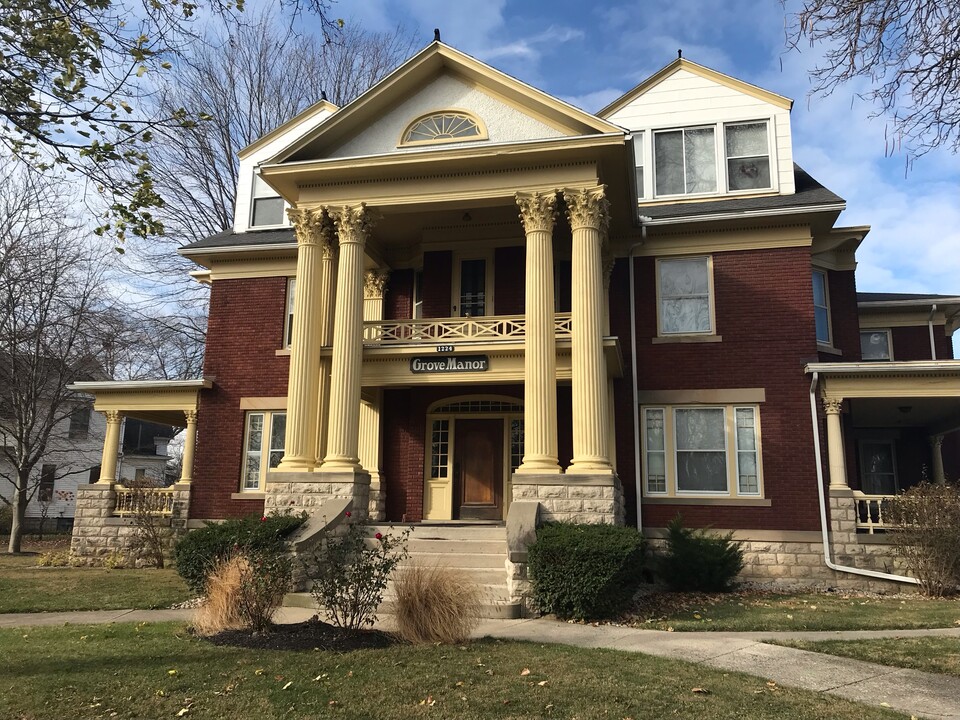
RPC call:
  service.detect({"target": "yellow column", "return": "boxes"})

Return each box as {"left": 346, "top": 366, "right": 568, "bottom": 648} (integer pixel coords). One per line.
{"left": 314, "top": 240, "right": 337, "bottom": 465}
{"left": 565, "top": 187, "right": 614, "bottom": 474}
{"left": 823, "top": 397, "right": 849, "bottom": 490}
{"left": 179, "top": 409, "right": 198, "bottom": 483}
{"left": 515, "top": 191, "right": 561, "bottom": 474}
{"left": 98, "top": 410, "right": 122, "bottom": 483}
{"left": 930, "top": 435, "right": 946, "bottom": 484}
{"left": 321, "top": 204, "right": 378, "bottom": 472}
{"left": 359, "top": 269, "right": 389, "bottom": 480}
{"left": 278, "top": 208, "right": 330, "bottom": 471}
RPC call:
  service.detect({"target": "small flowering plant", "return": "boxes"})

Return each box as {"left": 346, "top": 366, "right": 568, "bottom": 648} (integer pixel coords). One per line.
{"left": 309, "top": 517, "right": 412, "bottom": 631}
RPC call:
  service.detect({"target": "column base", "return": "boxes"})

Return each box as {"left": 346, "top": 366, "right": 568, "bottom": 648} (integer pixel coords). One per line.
{"left": 265, "top": 469, "right": 371, "bottom": 521}
{"left": 275, "top": 457, "right": 320, "bottom": 472}
{"left": 514, "top": 459, "right": 562, "bottom": 475}
{"left": 511, "top": 472, "right": 624, "bottom": 525}
{"left": 318, "top": 456, "right": 363, "bottom": 473}
{"left": 566, "top": 459, "right": 615, "bottom": 475}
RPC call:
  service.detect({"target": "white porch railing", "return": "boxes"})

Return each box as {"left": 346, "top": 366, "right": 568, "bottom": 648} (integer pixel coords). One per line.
{"left": 113, "top": 485, "right": 176, "bottom": 517}
{"left": 852, "top": 491, "right": 896, "bottom": 534}
{"left": 363, "top": 312, "right": 572, "bottom": 345}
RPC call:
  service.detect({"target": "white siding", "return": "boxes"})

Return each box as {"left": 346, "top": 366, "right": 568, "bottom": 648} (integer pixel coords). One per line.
{"left": 328, "top": 73, "right": 564, "bottom": 159}
{"left": 607, "top": 68, "right": 795, "bottom": 195}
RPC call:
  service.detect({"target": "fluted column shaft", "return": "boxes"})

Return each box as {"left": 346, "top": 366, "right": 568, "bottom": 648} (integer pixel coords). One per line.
{"left": 322, "top": 205, "right": 377, "bottom": 472}
{"left": 565, "top": 187, "right": 614, "bottom": 474}
{"left": 359, "top": 270, "right": 389, "bottom": 479}
{"left": 823, "top": 397, "right": 849, "bottom": 490}
{"left": 278, "top": 209, "right": 330, "bottom": 471}
{"left": 930, "top": 435, "right": 946, "bottom": 484}
{"left": 179, "top": 410, "right": 198, "bottom": 483}
{"left": 314, "top": 244, "right": 337, "bottom": 464}
{"left": 515, "top": 192, "right": 561, "bottom": 474}
{"left": 98, "top": 410, "right": 123, "bottom": 483}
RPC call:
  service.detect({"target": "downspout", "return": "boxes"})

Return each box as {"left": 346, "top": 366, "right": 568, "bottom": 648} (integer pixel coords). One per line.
{"left": 809, "top": 371, "right": 920, "bottom": 585}
{"left": 629, "top": 217, "right": 651, "bottom": 530}
{"left": 928, "top": 303, "right": 938, "bottom": 360}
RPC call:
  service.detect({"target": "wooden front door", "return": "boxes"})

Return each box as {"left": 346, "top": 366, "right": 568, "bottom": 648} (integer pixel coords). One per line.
{"left": 454, "top": 419, "right": 503, "bottom": 520}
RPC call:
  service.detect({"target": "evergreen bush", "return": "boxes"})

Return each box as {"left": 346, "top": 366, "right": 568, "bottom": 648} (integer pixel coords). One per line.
{"left": 658, "top": 516, "right": 744, "bottom": 592}
{"left": 528, "top": 523, "right": 645, "bottom": 620}
{"left": 173, "top": 512, "right": 305, "bottom": 594}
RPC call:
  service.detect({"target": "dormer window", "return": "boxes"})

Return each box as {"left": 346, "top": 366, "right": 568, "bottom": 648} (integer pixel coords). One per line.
{"left": 642, "top": 120, "right": 773, "bottom": 200}
{"left": 251, "top": 175, "right": 285, "bottom": 227}
{"left": 400, "top": 111, "right": 485, "bottom": 146}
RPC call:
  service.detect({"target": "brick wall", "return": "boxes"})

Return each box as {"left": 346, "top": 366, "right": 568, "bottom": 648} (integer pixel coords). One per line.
{"left": 386, "top": 268, "right": 414, "bottom": 320}
{"left": 192, "top": 277, "right": 290, "bottom": 519}
{"left": 890, "top": 324, "right": 954, "bottom": 360}
{"left": 494, "top": 245, "right": 525, "bottom": 315}
{"left": 825, "top": 269, "right": 861, "bottom": 360}
{"left": 626, "top": 247, "right": 823, "bottom": 531}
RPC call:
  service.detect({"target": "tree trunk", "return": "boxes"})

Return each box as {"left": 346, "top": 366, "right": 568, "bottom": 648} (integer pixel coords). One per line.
{"left": 7, "top": 482, "right": 28, "bottom": 553}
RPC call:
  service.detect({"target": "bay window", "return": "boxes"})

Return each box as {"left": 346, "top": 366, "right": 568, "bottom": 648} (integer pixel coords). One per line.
{"left": 642, "top": 405, "right": 762, "bottom": 497}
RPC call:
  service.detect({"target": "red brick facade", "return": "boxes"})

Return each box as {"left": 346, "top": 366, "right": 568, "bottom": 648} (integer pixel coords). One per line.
{"left": 890, "top": 325, "right": 954, "bottom": 361}
{"left": 192, "top": 277, "right": 290, "bottom": 519}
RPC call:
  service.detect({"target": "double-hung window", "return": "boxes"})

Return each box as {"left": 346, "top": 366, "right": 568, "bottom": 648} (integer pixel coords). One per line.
{"left": 860, "top": 329, "right": 892, "bottom": 360}
{"left": 725, "top": 122, "right": 771, "bottom": 191}
{"left": 657, "top": 257, "right": 713, "bottom": 335}
{"left": 284, "top": 278, "right": 296, "bottom": 347}
{"left": 654, "top": 127, "right": 717, "bottom": 196}
{"left": 250, "top": 175, "right": 285, "bottom": 228}
{"left": 643, "top": 405, "right": 761, "bottom": 497}
{"left": 812, "top": 269, "right": 831, "bottom": 345}
{"left": 241, "top": 410, "right": 286, "bottom": 491}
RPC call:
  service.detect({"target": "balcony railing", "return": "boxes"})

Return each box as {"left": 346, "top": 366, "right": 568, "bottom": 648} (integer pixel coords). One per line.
{"left": 363, "top": 313, "right": 572, "bottom": 346}
{"left": 113, "top": 485, "right": 176, "bottom": 517}
{"left": 852, "top": 491, "right": 895, "bottom": 534}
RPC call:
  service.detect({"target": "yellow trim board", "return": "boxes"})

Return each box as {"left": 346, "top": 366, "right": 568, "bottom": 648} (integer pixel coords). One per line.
{"left": 599, "top": 58, "right": 793, "bottom": 118}
{"left": 238, "top": 100, "right": 339, "bottom": 160}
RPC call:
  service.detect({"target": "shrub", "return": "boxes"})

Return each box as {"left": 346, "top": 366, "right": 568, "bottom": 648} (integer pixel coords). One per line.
{"left": 0, "top": 504, "right": 11, "bottom": 534}
{"left": 173, "top": 512, "right": 306, "bottom": 594}
{"left": 393, "top": 564, "right": 482, "bottom": 644}
{"left": 886, "top": 482, "right": 960, "bottom": 597}
{"left": 192, "top": 549, "right": 293, "bottom": 635}
{"left": 658, "top": 516, "right": 744, "bottom": 592}
{"left": 528, "top": 523, "right": 645, "bottom": 620}
{"left": 309, "top": 522, "right": 410, "bottom": 631}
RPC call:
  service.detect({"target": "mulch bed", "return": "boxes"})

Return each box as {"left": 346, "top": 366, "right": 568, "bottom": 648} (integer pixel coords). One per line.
{"left": 201, "top": 616, "right": 398, "bottom": 652}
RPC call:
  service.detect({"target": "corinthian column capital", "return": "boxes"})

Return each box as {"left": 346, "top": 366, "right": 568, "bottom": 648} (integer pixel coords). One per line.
{"left": 563, "top": 186, "right": 610, "bottom": 232}
{"left": 363, "top": 269, "right": 390, "bottom": 299}
{"left": 516, "top": 191, "right": 558, "bottom": 234}
{"left": 822, "top": 397, "right": 843, "bottom": 415}
{"left": 329, "top": 204, "right": 380, "bottom": 245}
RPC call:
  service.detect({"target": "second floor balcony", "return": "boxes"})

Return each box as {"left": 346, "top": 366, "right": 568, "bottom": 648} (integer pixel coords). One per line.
{"left": 363, "top": 312, "right": 573, "bottom": 347}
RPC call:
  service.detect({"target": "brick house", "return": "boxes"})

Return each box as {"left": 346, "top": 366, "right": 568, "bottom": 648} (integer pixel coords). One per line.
{"left": 70, "top": 41, "right": 960, "bottom": 605}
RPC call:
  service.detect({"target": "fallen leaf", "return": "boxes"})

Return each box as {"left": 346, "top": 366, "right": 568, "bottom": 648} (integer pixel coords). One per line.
{"left": 880, "top": 702, "right": 891, "bottom": 708}
{"left": 455, "top": 681, "right": 464, "bottom": 687}
{"left": 538, "top": 680, "right": 549, "bottom": 687}
{"left": 254, "top": 669, "right": 264, "bottom": 676}
{"left": 691, "top": 687, "right": 710, "bottom": 694}
{"left": 328, "top": 700, "right": 338, "bottom": 706}
{"left": 282, "top": 681, "right": 292, "bottom": 690}
{"left": 766, "top": 681, "right": 777, "bottom": 688}
{"left": 520, "top": 668, "right": 531, "bottom": 676}
{"left": 176, "top": 709, "right": 189, "bottom": 717}
{"left": 168, "top": 669, "right": 178, "bottom": 676}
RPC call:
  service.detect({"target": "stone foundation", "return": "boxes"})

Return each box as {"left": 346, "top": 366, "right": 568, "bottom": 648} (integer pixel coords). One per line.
{"left": 368, "top": 477, "right": 386, "bottom": 522}
{"left": 264, "top": 470, "right": 371, "bottom": 521}
{"left": 70, "top": 482, "right": 190, "bottom": 566}
{"left": 511, "top": 474, "right": 624, "bottom": 524}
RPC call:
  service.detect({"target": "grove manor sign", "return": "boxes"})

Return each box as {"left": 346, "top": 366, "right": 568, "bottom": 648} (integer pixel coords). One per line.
{"left": 410, "top": 355, "right": 489, "bottom": 374}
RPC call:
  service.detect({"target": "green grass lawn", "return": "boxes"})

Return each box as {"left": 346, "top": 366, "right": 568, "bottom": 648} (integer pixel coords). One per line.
{"left": 0, "top": 542, "right": 193, "bottom": 613}
{"left": 772, "top": 637, "right": 960, "bottom": 678}
{"left": 627, "top": 592, "right": 960, "bottom": 632}
{"left": 0, "top": 622, "right": 908, "bottom": 720}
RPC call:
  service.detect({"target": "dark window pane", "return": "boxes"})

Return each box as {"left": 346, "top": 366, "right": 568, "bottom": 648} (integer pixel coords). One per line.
{"left": 459, "top": 259, "right": 486, "bottom": 316}
{"left": 252, "top": 197, "right": 284, "bottom": 226}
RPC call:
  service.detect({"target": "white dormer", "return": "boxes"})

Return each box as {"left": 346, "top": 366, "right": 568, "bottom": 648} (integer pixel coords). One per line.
{"left": 232, "top": 99, "right": 339, "bottom": 234}
{"left": 599, "top": 59, "right": 796, "bottom": 203}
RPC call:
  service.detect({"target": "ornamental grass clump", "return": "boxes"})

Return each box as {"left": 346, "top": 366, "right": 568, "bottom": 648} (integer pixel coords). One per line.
{"left": 528, "top": 523, "right": 645, "bottom": 620}
{"left": 658, "top": 516, "right": 744, "bottom": 592}
{"left": 886, "top": 481, "right": 960, "bottom": 597}
{"left": 393, "top": 564, "right": 482, "bottom": 644}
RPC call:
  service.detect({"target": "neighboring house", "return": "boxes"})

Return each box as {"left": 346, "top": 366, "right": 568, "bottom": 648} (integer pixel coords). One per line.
{"left": 117, "top": 418, "right": 178, "bottom": 486}
{"left": 0, "top": 403, "right": 105, "bottom": 532}
{"left": 70, "top": 41, "right": 960, "bottom": 599}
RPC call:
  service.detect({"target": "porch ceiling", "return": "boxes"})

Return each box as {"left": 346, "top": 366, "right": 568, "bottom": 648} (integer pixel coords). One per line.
{"left": 850, "top": 396, "right": 960, "bottom": 431}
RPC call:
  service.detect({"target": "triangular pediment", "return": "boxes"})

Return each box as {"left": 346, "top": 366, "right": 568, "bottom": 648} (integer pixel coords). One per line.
{"left": 270, "top": 42, "right": 623, "bottom": 164}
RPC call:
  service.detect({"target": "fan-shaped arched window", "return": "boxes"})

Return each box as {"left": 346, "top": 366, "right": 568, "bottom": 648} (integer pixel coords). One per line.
{"left": 400, "top": 111, "right": 486, "bottom": 146}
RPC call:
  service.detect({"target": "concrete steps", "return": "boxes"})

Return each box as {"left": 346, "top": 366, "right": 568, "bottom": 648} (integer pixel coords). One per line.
{"left": 283, "top": 523, "right": 520, "bottom": 619}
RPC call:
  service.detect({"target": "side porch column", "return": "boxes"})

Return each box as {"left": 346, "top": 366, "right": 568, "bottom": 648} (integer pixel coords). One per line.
{"left": 930, "top": 434, "right": 946, "bottom": 484}
{"left": 564, "top": 186, "right": 614, "bottom": 474}
{"left": 179, "top": 409, "right": 198, "bottom": 483}
{"left": 278, "top": 208, "right": 331, "bottom": 471}
{"left": 360, "top": 270, "right": 389, "bottom": 521}
{"left": 515, "top": 192, "right": 561, "bottom": 474}
{"left": 823, "top": 396, "right": 850, "bottom": 490}
{"left": 321, "top": 204, "right": 378, "bottom": 472}
{"left": 97, "top": 410, "right": 123, "bottom": 483}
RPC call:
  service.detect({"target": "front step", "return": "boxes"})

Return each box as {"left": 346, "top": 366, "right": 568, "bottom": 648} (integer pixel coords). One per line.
{"left": 283, "top": 523, "right": 521, "bottom": 619}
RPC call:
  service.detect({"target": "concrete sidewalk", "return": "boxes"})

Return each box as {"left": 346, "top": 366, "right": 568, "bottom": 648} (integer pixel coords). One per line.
{"left": 2, "top": 609, "right": 959, "bottom": 719}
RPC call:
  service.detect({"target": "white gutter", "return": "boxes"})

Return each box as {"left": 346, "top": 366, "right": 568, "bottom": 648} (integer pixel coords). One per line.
{"left": 808, "top": 372, "right": 920, "bottom": 586}
{"left": 928, "top": 303, "right": 938, "bottom": 360}
{"left": 179, "top": 241, "right": 295, "bottom": 257}
{"left": 628, "top": 217, "right": 651, "bottom": 530}
{"left": 640, "top": 202, "right": 846, "bottom": 226}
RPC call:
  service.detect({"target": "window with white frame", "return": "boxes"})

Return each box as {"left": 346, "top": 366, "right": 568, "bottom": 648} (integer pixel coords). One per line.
{"left": 642, "top": 405, "right": 761, "bottom": 497}
{"left": 241, "top": 410, "right": 286, "bottom": 491}
{"left": 812, "top": 269, "right": 831, "bottom": 345}
{"left": 250, "top": 175, "right": 285, "bottom": 227}
{"left": 643, "top": 120, "right": 772, "bottom": 200}
{"left": 413, "top": 269, "right": 423, "bottom": 319}
{"left": 657, "top": 256, "right": 713, "bottom": 335}
{"left": 284, "top": 278, "right": 296, "bottom": 347}
{"left": 860, "top": 329, "right": 892, "bottom": 360}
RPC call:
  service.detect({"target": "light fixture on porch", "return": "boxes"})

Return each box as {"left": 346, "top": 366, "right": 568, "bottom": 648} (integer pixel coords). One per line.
{"left": 462, "top": 212, "right": 472, "bottom": 222}
{"left": 898, "top": 405, "right": 913, "bottom": 414}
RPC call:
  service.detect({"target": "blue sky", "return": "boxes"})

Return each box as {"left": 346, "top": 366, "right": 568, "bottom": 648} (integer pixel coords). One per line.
{"left": 341, "top": 0, "right": 960, "bottom": 300}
